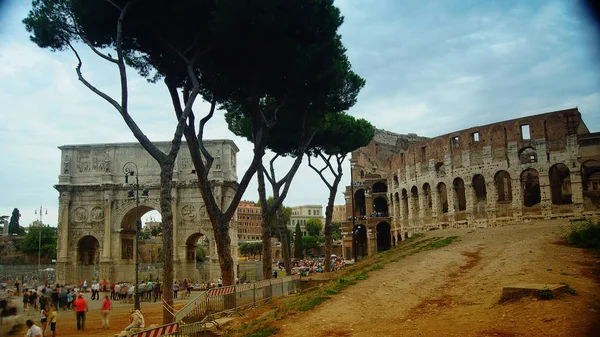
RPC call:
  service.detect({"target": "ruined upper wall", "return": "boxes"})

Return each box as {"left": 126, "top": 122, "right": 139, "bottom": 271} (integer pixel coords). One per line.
{"left": 351, "top": 129, "right": 428, "bottom": 180}
{"left": 386, "top": 108, "right": 588, "bottom": 170}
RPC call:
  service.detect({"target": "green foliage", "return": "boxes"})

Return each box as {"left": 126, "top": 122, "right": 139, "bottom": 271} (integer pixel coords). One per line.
{"left": 294, "top": 223, "right": 303, "bottom": 259}
{"left": 537, "top": 287, "right": 555, "bottom": 300}
{"left": 151, "top": 226, "right": 162, "bottom": 237}
{"left": 331, "top": 222, "right": 342, "bottom": 240}
{"left": 309, "top": 113, "right": 374, "bottom": 156}
{"left": 196, "top": 245, "right": 206, "bottom": 262}
{"left": 240, "top": 242, "right": 263, "bottom": 259}
{"left": 301, "top": 235, "right": 319, "bottom": 251}
{"left": 22, "top": 225, "right": 57, "bottom": 259}
{"left": 246, "top": 326, "right": 279, "bottom": 337}
{"left": 305, "top": 219, "right": 323, "bottom": 237}
{"left": 565, "top": 219, "right": 600, "bottom": 248}
{"left": 8, "top": 208, "right": 20, "bottom": 235}
{"left": 139, "top": 231, "right": 151, "bottom": 240}
{"left": 257, "top": 198, "right": 291, "bottom": 239}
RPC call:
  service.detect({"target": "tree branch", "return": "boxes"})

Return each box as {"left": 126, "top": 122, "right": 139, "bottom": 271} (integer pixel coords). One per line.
{"left": 307, "top": 154, "right": 333, "bottom": 190}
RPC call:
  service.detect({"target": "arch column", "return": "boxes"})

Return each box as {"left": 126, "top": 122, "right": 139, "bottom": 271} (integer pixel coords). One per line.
{"left": 101, "top": 190, "right": 114, "bottom": 282}
{"left": 570, "top": 169, "right": 584, "bottom": 214}
{"left": 511, "top": 178, "right": 523, "bottom": 220}
{"left": 431, "top": 188, "right": 440, "bottom": 223}
{"left": 446, "top": 185, "right": 456, "bottom": 223}
{"left": 486, "top": 180, "right": 497, "bottom": 224}
{"left": 464, "top": 182, "right": 475, "bottom": 225}
{"left": 538, "top": 173, "right": 552, "bottom": 218}
{"left": 56, "top": 191, "right": 72, "bottom": 284}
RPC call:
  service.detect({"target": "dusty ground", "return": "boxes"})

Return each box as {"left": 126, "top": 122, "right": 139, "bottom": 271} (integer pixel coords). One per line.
{"left": 11, "top": 219, "right": 600, "bottom": 337}
{"left": 238, "top": 220, "right": 600, "bottom": 337}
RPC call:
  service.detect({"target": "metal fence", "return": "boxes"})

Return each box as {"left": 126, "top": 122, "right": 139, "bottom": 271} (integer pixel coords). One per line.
{"left": 158, "top": 274, "right": 301, "bottom": 337}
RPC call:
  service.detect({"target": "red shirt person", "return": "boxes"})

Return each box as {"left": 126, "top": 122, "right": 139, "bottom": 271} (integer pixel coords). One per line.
{"left": 73, "top": 294, "right": 88, "bottom": 331}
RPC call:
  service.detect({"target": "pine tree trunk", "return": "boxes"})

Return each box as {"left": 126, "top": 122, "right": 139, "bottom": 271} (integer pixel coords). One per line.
{"left": 214, "top": 217, "right": 235, "bottom": 286}
{"left": 277, "top": 208, "right": 292, "bottom": 274}
{"left": 160, "top": 167, "right": 175, "bottom": 323}
{"left": 261, "top": 212, "right": 273, "bottom": 280}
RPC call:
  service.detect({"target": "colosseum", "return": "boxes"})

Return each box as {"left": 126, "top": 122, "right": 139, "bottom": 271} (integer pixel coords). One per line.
{"left": 341, "top": 108, "right": 600, "bottom": 260}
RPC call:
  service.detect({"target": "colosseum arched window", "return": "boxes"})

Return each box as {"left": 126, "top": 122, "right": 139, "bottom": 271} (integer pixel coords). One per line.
{"left": 494, "top": 171, "right": 512, "bottom": 202}
{"left": 521, "top": 168, "right": 541, "bottom": 207}
{"left": 549, "top": 163, "right": 572, "bottom": 205}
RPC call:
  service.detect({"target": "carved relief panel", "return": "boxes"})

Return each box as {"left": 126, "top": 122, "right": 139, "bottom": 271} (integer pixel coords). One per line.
{"left": 121, "top": 239, "right": 134, "bottom": 259}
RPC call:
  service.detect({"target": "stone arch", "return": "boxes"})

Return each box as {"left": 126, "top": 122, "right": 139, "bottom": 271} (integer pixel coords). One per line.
{"left": 185, "top": 232, "right": 209, "bottom": 262}
{"left": 435, "top": 162, "right": 445, "bottom": 177}
{"left": 119, "top": 205, "right": 159, "bottom": 260}
{"left": 376, "top": 222, "right": 391, "bottom": 252}
{"left": 372, "top": 182, "right": 388, "bottom": 193}
{"left": 472, "top": 174, "right": 487, "bottom": 216}
{"left": 404, "top": 232, "right": 409, "bottom": 240}
{"left": 518, "top": 147, "right": 537, "bottom": 164}
{"left": 373, "top": 196, "right": 388, "bottom": 216}
{"left": 394, "top": 192, "right": 401, "bottom": 218}
{"left": 581, "top": 160, "right": 600, "bottom": 209}
{"left": 393, "top": 174, "right": 399, "bottom": 188}
{"left": 401, "top": 189, "right": 409, "bottom": 219}
{"left": 472, "top": 175, "right": 487, "bottom": 201}
{"left": 549, "top": 163, "right": 572, "bottom": 204}
{"left": 360, "top": 170, "right": 365, "bottom": 179}
{"left": 353, "top": 224, "right": 368, "bottom": 260}
{"left": 422, "top": 183, "right": 432, "bottom": 211}
{"left": 453, "top": 178, "right": 466, "bottom": 211}
{"left": 410, "top": 186, "right": 420, "bottom": 216}
{"left": 354, "top": 189, "right": 366, "bottom": 217}
{"left": 494, "top": 170, "right": 512, "bottom": 202}
{"left": 78, "top": 235, "right": 100, "bottom": 265}
{"left": 437, "top": 182, "right": 448, "bottom": 213}
{"left": 521, "top": 168, "right": 541, "bottom": 207}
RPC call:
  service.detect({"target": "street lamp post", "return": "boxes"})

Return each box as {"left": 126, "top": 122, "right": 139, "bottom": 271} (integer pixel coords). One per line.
{"left": 349, "top": 160, "right": 357, "bottom": 262}
{"left": 34, "top": 206, "right": 48, "bottom": 272}
{"left": 123, "top": 162, "right": 148, "bottom": 311}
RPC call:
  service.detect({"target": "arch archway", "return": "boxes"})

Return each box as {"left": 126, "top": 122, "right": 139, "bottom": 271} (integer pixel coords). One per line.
{"left": 581, "top": 160, "right": 600, "bottom": 209}
{"left": 411, "top": 186, "right": 420, "bottom": 215}
{"left": 373, "top": 196, "right": 388, "bottom": 216}
{"left": 453, "top": 178, "right": 466, "bottom": 211}
{"left": 549, "top": 164, "right": 572, "bottom": 204}
{"left": 354, "top": 189, "right": 366, "bottom": 217}
{"left": 521, "top": 168, "right": 541, "bottom": 207}
{"left": 372, "top": 182, "right": 388, "bottom": 193}
{"left": 437, "top": 182, "right": 448, "bottom": 213}
{"left": 401, "top": 189, "right": 409, "bottom": 219}
{"left": 472, "top": 174, "right": 487, "bottom": 216}
{"left": 393, "top": 174, "right": 399, "bottom": 188}
{"left": 353, "top": 225, "right": 367, "bottom": 260}
{"left": 394, "top": 192, "right": 401, "bottom": 219}
{"left": 518, "top": 147, "right": 537, "bottom": 164}
{"left": 376, "top": 222, "right": 391, "bottom": 252}
{"left": 422, "top": 183, "right": 432, "bottom": 212}
{"left": 78, "top": 235, "right": 100, "bottom": 265}
{"left": 494, "top": 170, "right": 512, "bottom": 201}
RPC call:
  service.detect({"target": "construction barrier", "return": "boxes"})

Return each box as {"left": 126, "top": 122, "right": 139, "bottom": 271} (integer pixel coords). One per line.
{"left": 167, "top": 275, "right": 300, "bottom": 336}
{"left": 131, "top": 322, "right": 178, "bottom": 337}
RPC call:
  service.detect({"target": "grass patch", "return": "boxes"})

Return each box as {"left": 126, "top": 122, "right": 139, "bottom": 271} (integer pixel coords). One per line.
{"left": 246, "top": 326, "right": 279, "bottom": 337}
{"left": 564, "top": 219, "right": 600, "bottom": 248}
{"left": 537, "top": 287, "right": 555, "bottom": 300}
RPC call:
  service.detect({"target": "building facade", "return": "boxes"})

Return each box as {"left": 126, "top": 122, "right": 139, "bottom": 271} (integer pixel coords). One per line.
{"left": 236, "top": 200, "right": 262, "bottom": 242}
{"left": 289, "top": 205, "right": 324, "bottom": 235}
{"left": 332, "top": 205, "right": 346, "bottom": 223}
{"left": 341, "top": 108, "right": 600, "bottom": 260}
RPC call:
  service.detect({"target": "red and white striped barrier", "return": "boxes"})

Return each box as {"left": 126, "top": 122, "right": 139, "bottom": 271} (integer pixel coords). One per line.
{"left": 130, "top": 322, "right": 178, "bottom": 337}
{"left": 236, "top": 283, "right": 253, "bottom": 292}
{"left": 255, "top": 280, "right": 271, "bottom": 289}
{"left": 207, "top": 286, "right": 235, "bottom": 297}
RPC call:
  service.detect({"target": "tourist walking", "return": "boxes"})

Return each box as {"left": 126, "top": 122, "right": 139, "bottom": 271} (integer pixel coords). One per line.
{"left": 40, "top": 304, "right": 48, "bottom": 333}
{"left": 153, "top": 282, "right": 161, "bottom": 302}
{"left": 47, "top": 303, "right": 57, "bottom": 337}
{"left": 73, "top": 293, "right": 88, "bottom": 331}
{"left": 101, "top": 295, "right": 111, "bottom": 329}
{"left": 23, "top": 288, "right": 30, "bottom": 314}
{"left": 173, "top": 281, "right": 179, "bottom": 299}
{"left": 24, "top": 319, "right": 43, "bottom": 337}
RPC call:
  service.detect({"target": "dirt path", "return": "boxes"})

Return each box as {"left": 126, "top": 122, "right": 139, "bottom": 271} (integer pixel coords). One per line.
{"left": 271, "top": 221, "right": 600, "bottom": 337}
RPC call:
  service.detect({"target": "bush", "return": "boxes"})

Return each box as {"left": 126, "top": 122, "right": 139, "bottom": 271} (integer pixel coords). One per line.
{"left": 565, "top": 219, "right": 600, "bottom": 249}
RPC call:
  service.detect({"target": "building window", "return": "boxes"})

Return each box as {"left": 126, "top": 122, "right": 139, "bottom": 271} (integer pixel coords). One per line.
{"left": 521, "top": 125, "right": 530, "bottom": 140}
{"left": 452, "top": 136, "right": 459, "bottom": 147}
{"left": 308, "top": 210, "right": 311, "bottom": 215}
{"left": 421, "top": 146, "right": 426, "bottom": 158}
{"left": 472, "top": 132, "right": 479, "bottom": 143}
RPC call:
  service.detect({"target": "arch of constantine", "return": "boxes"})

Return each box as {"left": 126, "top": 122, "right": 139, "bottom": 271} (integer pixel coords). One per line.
{"left": 55, "top": 140, "right": 239, "bottom": 284}
{"left": 342, "top": 108, "right": 600, "bottom": 259}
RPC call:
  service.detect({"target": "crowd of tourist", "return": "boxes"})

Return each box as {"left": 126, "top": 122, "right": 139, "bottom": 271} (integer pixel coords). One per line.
{"left": 279, "top": 256, "right": 346, "bottom": 276}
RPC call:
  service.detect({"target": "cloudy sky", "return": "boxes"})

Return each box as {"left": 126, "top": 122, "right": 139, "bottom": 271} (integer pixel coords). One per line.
{"left": 1, "top": 0, "right": 599, "bottom": 227}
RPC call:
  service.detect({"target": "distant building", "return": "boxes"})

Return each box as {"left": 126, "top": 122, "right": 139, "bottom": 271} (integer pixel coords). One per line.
{"left": 144, "top": 219, "right": 161, "bottom": 231}
{"left": 1, "top": 216, "right": 8, "bottom": 235}
{"left": 237, "top": 200, "right": 262, "bottom": 242}
{"left": 289, "top": 205, "right": 323, "bottom": 235}
{"left": 332, "top": 205, "right": 346, "bottom": 223}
